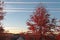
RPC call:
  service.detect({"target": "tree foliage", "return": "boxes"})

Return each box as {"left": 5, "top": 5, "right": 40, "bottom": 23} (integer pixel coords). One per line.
{"left": 0, "top": 26, "right": 4, "bottom": 33}
{"left": 27, "top": 6, "right": 56, "bottom": 34}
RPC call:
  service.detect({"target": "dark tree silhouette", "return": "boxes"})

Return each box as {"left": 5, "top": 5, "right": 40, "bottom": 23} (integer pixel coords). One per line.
{"left": 0, "top": 26, "right": 4, "bottom": 33}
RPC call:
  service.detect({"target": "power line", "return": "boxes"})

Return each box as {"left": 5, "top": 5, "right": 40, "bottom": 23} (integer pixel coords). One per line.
{"left": 4, "top": 8, "right": 60, "bottom": 10}
{"left": 3, "top": 11, "right": 60, "bottom": 13}
{"left": 4, "top": 2, "right": 60, "bottom": 4}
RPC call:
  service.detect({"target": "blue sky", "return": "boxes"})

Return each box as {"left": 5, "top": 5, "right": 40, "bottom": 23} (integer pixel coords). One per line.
{"left": 1, "top": 0, "right": 60, "bottom": 33}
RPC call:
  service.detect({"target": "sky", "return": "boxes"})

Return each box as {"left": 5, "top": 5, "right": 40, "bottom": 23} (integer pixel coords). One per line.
{"left": 1, "top": 0, "right": 60, "bottom": 34}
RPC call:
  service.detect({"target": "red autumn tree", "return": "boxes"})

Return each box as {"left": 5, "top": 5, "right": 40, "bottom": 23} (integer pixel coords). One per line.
{"left": 27, "top": 6, "right": 51, "bottom": 34}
